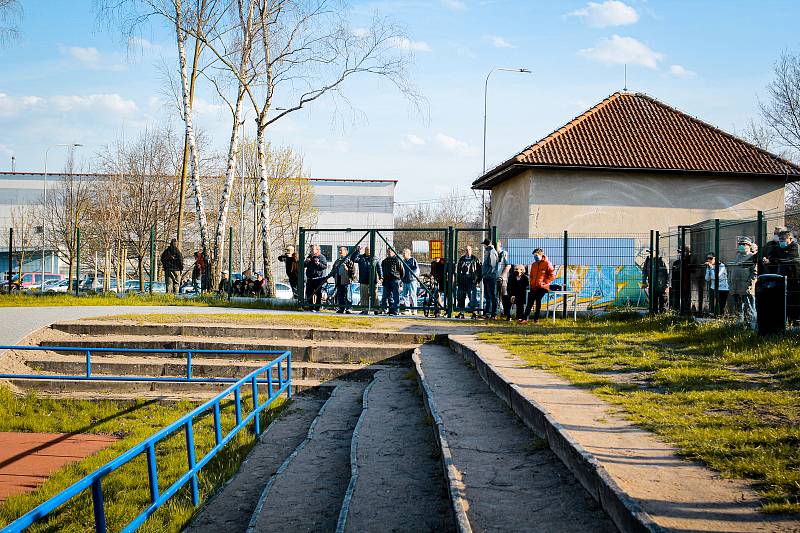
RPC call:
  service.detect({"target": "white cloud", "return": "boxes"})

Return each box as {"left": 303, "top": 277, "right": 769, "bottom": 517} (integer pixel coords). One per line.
{"left": 579, "top": 35, "right": 662, "bottom": 69}
{"left": 128, "top": 36, "right": 158, "bottom": 51}
{"left": 391, "top": 36, "right": 432, "bottom": 52}
{"left": 401, "top": 133, "right": 426, "bottom": 149}
{"left": 351, "top": 27, "right": 369, "bottom": 38}
{"left": 66, "top": 46, "right": 100, "bottom": 65}
{"left": 50, "top": 94, "right": 137, "bottom": 115}
{"left": 441, "top": 0, "right": 466, "bottom": 11}
{"left": 485, "top": 35, "right": 515, "bottom": 49}
{"left": 568, "top": 1, "right": 638, "bottom": 27}
{"left": 192, "top": 97, "right": 224, "bottom": 116}
{"left": 669, "top": 64, "right": 696, "bottom": 78}
{"left": 435, "top": 132, "right": 470, "bottom": 155}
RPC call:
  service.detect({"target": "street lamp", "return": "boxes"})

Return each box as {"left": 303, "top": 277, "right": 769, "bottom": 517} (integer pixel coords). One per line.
{"left": 482, "top": 67, "right": 531, "bottom": 227}
{"left": 41, "top": 143, "right": 82, "bottom": 291}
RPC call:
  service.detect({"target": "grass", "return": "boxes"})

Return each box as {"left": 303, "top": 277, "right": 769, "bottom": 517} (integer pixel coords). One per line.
{"left": 479, "top": 313, "right": 800, "bottom": 513}
{"left": 0, "top": 292, "right": 294, "bottom": 310}
{"left": 0, "top": 386, "right": 286, "bottom": 532}
{"left": 86, "top": 311, "right": 480, "bottom": 332}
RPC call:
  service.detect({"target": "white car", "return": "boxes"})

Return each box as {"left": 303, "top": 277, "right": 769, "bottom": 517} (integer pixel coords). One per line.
{"left": 45, "top": 279, "right": 71, "bottom": 293}
{"left": 274, "top": 282, "right": 294, "bottom": 300}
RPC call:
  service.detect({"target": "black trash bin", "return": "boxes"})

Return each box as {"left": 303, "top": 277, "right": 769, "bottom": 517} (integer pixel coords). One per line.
{"left": 756, "top": 274, "right": 786, "bottom": 335}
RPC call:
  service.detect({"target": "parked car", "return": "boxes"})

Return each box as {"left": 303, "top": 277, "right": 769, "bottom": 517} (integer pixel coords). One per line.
{"left": 19, "top": 272, "right": 65, "bottom": 289}
{"left": 79, "top": 275, "right": 119, "bottom": 292}
{"left": 45, "top": 279, "right": 71, "bottom": 293}
{"left": 274, "top": 282, "right": 294, "bottom": 300}
{"left": 124, "top": 280, "right": 166, "bottom": 293}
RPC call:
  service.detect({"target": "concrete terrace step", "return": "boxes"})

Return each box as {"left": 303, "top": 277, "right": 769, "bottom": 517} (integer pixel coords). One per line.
{"left": 6, "top": 377, "right": 332, "bottom": 401}
{"left": 415, "top": 343, "right": 617, "bottom": 533}
{"left": 51, "top": 321, "right": 439, "bottom": 345}
{"left": 34, "top": 336, "right": 417, "bottom": 364}
{"left": 23, "top": 354, "right": 390, "bottom": 382}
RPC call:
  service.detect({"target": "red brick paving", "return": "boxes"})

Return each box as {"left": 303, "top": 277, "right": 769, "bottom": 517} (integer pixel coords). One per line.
{"left": 0, "top": 432, "right": 118, "bottom": 501}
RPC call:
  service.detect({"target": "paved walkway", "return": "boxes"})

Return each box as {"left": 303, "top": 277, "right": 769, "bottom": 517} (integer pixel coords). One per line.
{"left": 451, "top": 335, "right": 800, "bottom": 533}
{"left": 0, "top": 305, "right": 283, "bottom": 346}
{"left": 0, "top": 432, "right": 118, "bottom": 501}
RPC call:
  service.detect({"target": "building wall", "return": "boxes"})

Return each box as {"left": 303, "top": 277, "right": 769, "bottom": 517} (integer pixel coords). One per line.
{"left": 491, "top": 168, "right": 786, "bottom": 236}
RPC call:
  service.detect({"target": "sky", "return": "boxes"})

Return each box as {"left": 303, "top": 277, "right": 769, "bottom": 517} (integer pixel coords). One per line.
{"left": 1, "top": 0, "right": 799, "bottom": 205}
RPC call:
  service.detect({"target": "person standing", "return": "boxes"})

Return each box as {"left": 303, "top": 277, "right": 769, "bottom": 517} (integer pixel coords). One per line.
{"left": 381, "top": 248, "right": 405, "bottom": 316}
{"left": 191, "top": 251, "right": 206, "bottom": 292}
{"left": 278, "top": 245, "right": 300, "bottom": 297}
{"left": 481, "top": 239, "right": 499, "bottom": 319}
{"left": 160, "top": 239, "right": 184, "bottom": 294}
{"left": 504, "top": 264, "right": 528, "bottom": 321}
{"left": 304, "top": 244, "right": 328, "bottom": 310}
{"left": 762, "top": 227, "right": 786, "bottom": 275}
{"left": 430, "top": 257, "right": 446, "bottom": 317}
{"left": 728, "top": 238, "right": 758, "bottom": 323}
{"left": 355, "top": 246, "right": 382, "bottom": 314}
{"left": 217, "top": 270, "right": 230, "bottom": 294}
{"left": 332, "top": 247, "right": 359, "bottom": 314}
{"left": 456, "top": 245, "right": 481, "bottom": 319}
{"left": 765, "top": 229, "right": 800, "bottom": 323}
{"left": 495, "top": 241, "right": 509, "bottom": 315}
{"left": 704, "top": 253, "right": 729, "bottom": 315}
{"left": 400, "top": 248, "right": 420, "bottom": 315}
{"left": 642, "top": 251, "right": 669, "bottom": 313}
{"left": 524, "top": 248, "right": 555, "bottom": 323}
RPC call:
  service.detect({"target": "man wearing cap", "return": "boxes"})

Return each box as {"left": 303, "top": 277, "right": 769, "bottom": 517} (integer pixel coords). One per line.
{"left": 728, "top": 237, "right": 758, "bottom": 323}
{"left": 481, "top": 238, "right": 499, "bottom": 319}
{"left": 160, "top": 239, "right": 184, "bottom": 294}
{"left": 762, "top": 227, "right": 787, "bottom": 274}
{"left": 217, "top": 270, "right": 230, "bottom": 294}
{"left": 524, "top": 248, "right": 556, "bottom": 323}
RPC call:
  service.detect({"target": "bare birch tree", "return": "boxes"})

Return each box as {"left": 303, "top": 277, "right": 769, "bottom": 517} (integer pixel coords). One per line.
{"left": 0, "top": 0, "right": 21, "bottom": 46}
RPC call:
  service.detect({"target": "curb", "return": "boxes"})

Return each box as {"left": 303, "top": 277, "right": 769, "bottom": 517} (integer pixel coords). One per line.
{"left": 448, "top": 337, "right": 665, "bottom": 533}
{"left": 411, "top": 348, "right": 473, "bottom": 533}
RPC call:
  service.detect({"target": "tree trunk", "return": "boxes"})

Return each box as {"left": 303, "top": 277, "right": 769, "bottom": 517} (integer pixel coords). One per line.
{"left": 138, "top": 256, "right": 144, "bottom": 292}
{"left": 175, "top": 1, "right": 209, "bottom": 259}
{"left": 256, "top": 125, "right": 276, "bottom": 296}
{"left": 212, "top": 88, "right": 246, "bottom": 285}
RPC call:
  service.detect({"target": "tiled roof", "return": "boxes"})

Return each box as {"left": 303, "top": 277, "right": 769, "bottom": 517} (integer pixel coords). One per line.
{"left": 473, "top": 91, "right": 800, "bottom": 189}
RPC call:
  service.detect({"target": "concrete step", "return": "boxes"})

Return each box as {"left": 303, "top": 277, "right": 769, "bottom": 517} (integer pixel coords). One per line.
{"left": 23, "top": 355, "right": 389, "bottom": 382}
{"left": 51, "top": 321, "right": 439, "bottom": 345}
{"left": 35, "top": 336, "right": 416, "bottom": 364}
{"left": 341, "top": 368, "right": 455, "bottom": 532}
{"left": 6, "top": 377, "right": 332, "bottom": 401}
{"left": 186, "top": 391, "right": 332, "bottom": 532}
{"left": 249, "top": 381, "right": 368, "bottom": 532}
{"left": 415, "top": 344, "right": 617, "bottom": 533}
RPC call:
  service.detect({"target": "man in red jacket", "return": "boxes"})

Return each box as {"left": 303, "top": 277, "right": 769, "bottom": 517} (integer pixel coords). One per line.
{"left": 523, "top": 248, "right": 556, "bottom": 323}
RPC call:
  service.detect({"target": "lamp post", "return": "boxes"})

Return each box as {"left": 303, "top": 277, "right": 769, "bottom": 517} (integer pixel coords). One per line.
{"left": 41, "top": 143, "right": 82, "bottom": 291}
{"left": 482, "top": 67, "right": 531, "bottom": 228}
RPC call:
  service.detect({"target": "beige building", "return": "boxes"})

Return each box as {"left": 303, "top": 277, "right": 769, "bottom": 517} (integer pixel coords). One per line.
{"left": 473, "top": 91, "right": 800, "bottom": 236}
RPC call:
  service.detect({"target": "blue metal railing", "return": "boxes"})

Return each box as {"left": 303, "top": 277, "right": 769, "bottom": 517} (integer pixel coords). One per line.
{"left": 0, "top": 346, "right": 292, "bottom": 533}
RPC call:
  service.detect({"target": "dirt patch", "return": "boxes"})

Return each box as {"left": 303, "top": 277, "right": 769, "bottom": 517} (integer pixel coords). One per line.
{"left": 0, "top": 432, "right": 118, "bottom": 501}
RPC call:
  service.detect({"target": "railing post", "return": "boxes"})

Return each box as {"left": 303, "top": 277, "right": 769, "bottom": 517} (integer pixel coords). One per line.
{"left": 186, "top": 352, "right": 193, "bottom": 381}
{"left": 234, "top": 387, "right": 242, "bottom": 426}
{"left": 680, "top": 226, "right": 688, "bottom": 315}
{"left": 146, "top": 443, "right": 159, "bottom": 504}
{"left": 91, "top": 478, "right": 106, "bottom": 533}
{"left": 267, "top": 365, "right": 273, "bottom": 397}
{"left": 185, "top": 420, "right": 199, "bottom": 506}
{"left": 756, "top": 210, "right": 764, "bottom": 264}
{"left": 562, "top": 230, "right": 568, "bottom": 319}
{"left": 86, "top": 350, "right": 91, "bottom": 378}
{"left": 213, "top": 402, "right": 222, "bottom": 446}
{"left": 252, "top": 376, "right": 261, "bottom": 435}
{"left": 655, "top": 230, "right": 661, "bottom": 313}
{"left": 286, "top": 354, "right": 292, "bottom": 399}
{"left": 298, "top": 227, "right": 306, "bottom": 308}
{"left": 714, "top": 219, "right": 720, "bottom": 317}
{"left": 446, "top": 226, "right": 454, "bottom": 318}
{"left": 277, "top": 361, "right": 283, "bottom": 396}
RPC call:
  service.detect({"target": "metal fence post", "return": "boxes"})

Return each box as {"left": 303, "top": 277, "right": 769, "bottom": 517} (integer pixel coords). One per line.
{"left": 228, "top": 226, "right": 234, "bottom": 298}
{"left": 714, "top": 219, "right": 720, "bottom": 317}
{"left": 655, "top": 230, "right": 661, "bottom": 313}
{"left": 447, "top": 226, "right": 454, "bottom": 318}
{"left": 756, "top": 210, "right": 764, "bottom": 264}
{"left": 678, "top": 226, "right": 685, "bottom": 315}
{"left": 648, "top": 230, "right": 655, "bottom": 314}
{"left": 369, "top": 229, "right": 376, "bottom": 312}
{"left": 75, "top": 227, "right": 81, "bottom": 296}
{"left": 491, "top": 225, "right": 498, "bottom": 246}
{"left": 298, "top": 227, "right": 306, "bottom": 308}
{"left": 149, "top": 226, "right": 155, "bottom": 294}
{"left": 562, "top": 230, "right": 568, "bottom": 319}
{"left": 7, "top": 228, "right": 13, "bottom": 291}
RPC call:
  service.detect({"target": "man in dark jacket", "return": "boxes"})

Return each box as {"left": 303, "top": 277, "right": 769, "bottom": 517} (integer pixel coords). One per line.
{"left": 304, "top": 244, "right": 328, "bottom": 310}
{"left": 381, "top": 248, "right": 405, "bottom": 315}
{"left": 330, "top": 246, "right": 359, "bottom": 314}
{"left": 160, "top": 239, "right": 184, "bottom": 294}
{"left": 504, "top": 264, "right": 529, "bottom": 321}
{"left": 642, "top": 252, "right": 669, "bottom": 313}
{"left": 456, "top": 245, "right": 481, "bottom": 319}
{"left": 355, "top": 246, "right": 382, "bottom": 314}
{"left": 277, "top": 245, "right": 299, "bottom": 297}
{"left": 765, "top": 229, "right": 800, "bottom": 322}
{"left": 762, "top": 226, "right": 786, "bottom": 275}
{"left": 430, "top": 257, "right": 446, "bottom": 316}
